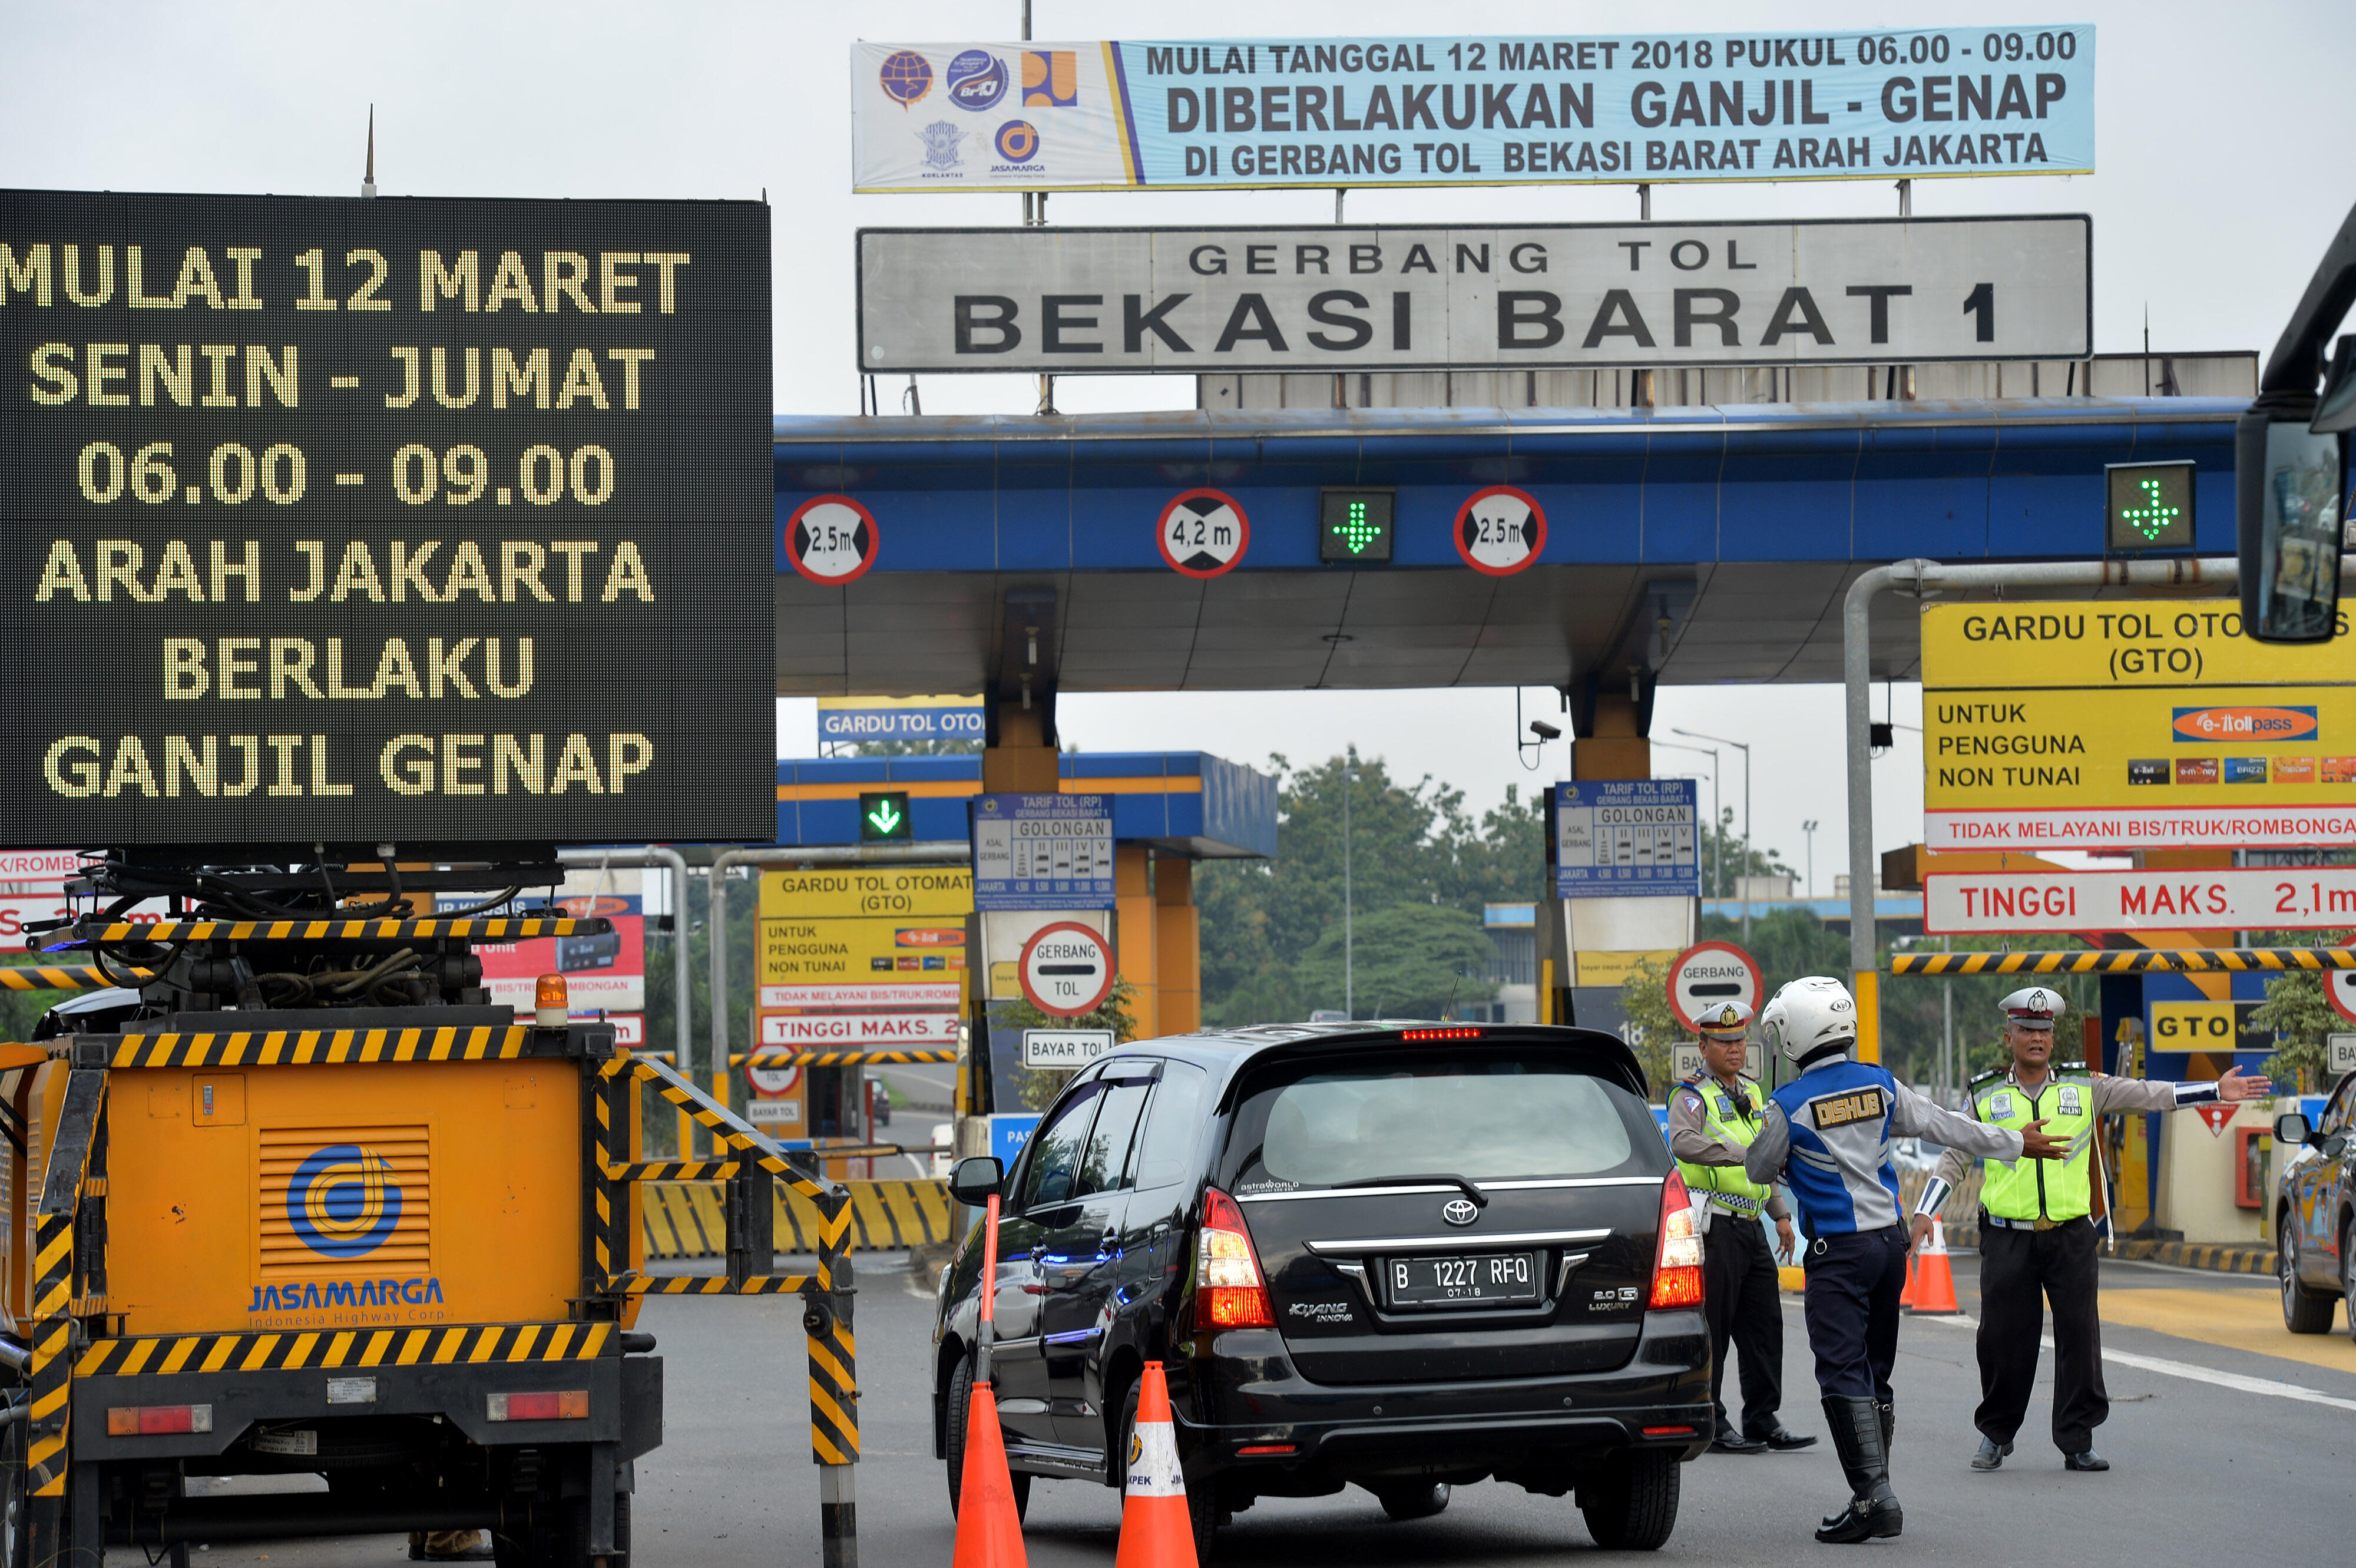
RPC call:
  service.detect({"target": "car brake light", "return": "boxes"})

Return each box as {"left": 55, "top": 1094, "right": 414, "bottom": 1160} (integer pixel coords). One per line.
{"left": 1647, "top": 1169, "right": 1705, "bottom": 1309}
{"left": 106, "top": 1404, "right": 211, "bottom": 1436}
{"left": 535, "top": 974, "right": 569, "bottom": 1028}
{"left": 487, "top": 1390, "right": 588, "bottom": 1422}
{"left": 1399, "top": 1027, "right": 1482, "bottom": 1040}
{"left": 1198, "top": 1187, "right": 1274, "bottom": 1329}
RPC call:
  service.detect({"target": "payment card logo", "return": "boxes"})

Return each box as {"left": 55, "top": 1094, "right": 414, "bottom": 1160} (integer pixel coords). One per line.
{"left": 2172, "top": 706, "right": 2319, "bottom": 743}
{"left": 287, "top": 1144, "right": 404, "bottom": 1259}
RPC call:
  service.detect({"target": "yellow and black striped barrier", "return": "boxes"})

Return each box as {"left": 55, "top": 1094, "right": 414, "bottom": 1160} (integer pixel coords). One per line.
{"left": 77, "top": 1321, "right": 612, "bottom": 1377}
{"left": 734, "top": 1048, "right": 958, "bottom": 1069}
{"left": 0, "top": 965, "right": 147, "bottom": 991}
{"left": 110, "top": 1024, "right": 530, "bottom": 1068}
{"left": 640, "top": 1178, "right": 955, "bottom": 1259}
{"left": 57, "top": 915, "right": 602, "bottom": 943}
{"left": 1890, "top": 947, "right": 2356, "bottom": 976}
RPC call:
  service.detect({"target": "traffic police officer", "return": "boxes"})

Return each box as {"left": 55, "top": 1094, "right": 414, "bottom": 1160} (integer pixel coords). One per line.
{"left": 1910, "top": 985, "right": 2271, "bottom": 1473}
{"left": 1691, "top": 976, "right": 2064, "bottom": 1543}
{"left": 1666, "top": 1000, "right": 1815, "bottom": 1455}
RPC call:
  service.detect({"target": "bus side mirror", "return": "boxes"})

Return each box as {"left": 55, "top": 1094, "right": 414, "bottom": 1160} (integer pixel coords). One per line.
{"left": 2238, "top": 411, "right": 2346, "bottom": 644}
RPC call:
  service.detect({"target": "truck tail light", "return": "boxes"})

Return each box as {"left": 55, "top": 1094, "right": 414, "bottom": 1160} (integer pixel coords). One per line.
{"left": 487, "top": 1390, "right": 588, "bottom": 1422}
{"left": 1197, "top": 1187, "right": 1273, "bottom": 1329}
{"left": 535, "top": 973, "right": 569, "bottom": 1028}
{"left": 107, "top": 1404, "right": 212, "bottom": 1436}
{"left": 1647, "top": 1169, "right": 1706, "bottom": 1309}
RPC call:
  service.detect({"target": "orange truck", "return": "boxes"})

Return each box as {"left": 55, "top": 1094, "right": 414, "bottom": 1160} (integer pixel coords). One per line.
{"left": 4, "top": 909, "right": 672, "bottom": 1568}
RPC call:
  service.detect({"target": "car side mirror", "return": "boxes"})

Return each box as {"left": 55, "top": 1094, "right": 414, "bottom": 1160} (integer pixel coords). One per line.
{"left": 2238, "top": 413, "right": 2348, "bottom": 644}
{"left": 949, "top": 1156, "right": 1003, "bottom": 1207}
{"left": 2275, "top": 1112, "right": 2313, "bottom": 1146}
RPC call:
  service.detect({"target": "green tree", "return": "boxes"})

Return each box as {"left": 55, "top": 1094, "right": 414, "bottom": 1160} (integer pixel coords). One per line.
{"left": 1616, "top": 954, "right": 1682, "bottom": 1089}
{"left": 1196, "top": 752, "right": 1544, "bottom": 1026}
{"left": 1699, "top": 807, "right": 1796, "bottom": 898}
{"left": 1292, "top": 904, "right": 1496, "bottom": 1020}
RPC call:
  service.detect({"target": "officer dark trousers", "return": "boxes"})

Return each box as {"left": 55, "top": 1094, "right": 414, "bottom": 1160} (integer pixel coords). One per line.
{"left": 1703, "top": 1218, "right": 1785, "bottom": 1437}
{"left": 1975, "top": 1217, "right": 2107, "bottom": 1453}
{"left": 1802, "top": 1226, "right": 1907, "bottom": 1402}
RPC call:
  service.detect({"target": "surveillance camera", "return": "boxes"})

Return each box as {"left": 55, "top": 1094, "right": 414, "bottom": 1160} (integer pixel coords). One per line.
{"left": 1527, "top": 719, "right": 1562, "bottom": 742}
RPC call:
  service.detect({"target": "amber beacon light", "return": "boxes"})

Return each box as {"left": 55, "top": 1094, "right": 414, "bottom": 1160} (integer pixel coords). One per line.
{"left": 535, "top": 973, "right": 570, "bottom": 1028}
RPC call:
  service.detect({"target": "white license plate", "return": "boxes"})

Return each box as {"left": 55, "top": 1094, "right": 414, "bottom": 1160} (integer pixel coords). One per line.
{"left": 1384, "top": 1251, "right": 1540, "bottom": 1308}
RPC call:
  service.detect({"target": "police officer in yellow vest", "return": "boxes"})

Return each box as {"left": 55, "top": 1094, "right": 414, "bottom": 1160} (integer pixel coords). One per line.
{"left": 1909, "top": 986, "right": 2271, "bottom": 1472}
{"left": 1669, "top": 1001, "right": 1815, "bottom": 1455}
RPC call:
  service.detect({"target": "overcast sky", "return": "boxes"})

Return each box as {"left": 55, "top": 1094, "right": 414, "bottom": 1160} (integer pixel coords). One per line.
{"left": 9, "top": 1, "right": 2351, "bottom": 874}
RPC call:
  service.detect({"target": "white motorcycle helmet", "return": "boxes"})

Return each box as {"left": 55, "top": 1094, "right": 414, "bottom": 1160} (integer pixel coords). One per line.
{"left": 1762, "top": 975, "right": 1859, "bottom": 1064}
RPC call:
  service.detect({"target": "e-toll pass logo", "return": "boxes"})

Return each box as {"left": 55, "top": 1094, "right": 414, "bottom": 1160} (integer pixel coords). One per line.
{"left": 288, "top": 1144, "right": 404, "bottom": 1259}
{"left": 2172, "top": 706, "right": 2318, "bottom": 743}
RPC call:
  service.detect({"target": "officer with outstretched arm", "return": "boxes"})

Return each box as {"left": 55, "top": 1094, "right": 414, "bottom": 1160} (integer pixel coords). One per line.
{"left": 1692, "top": 976, "right": 2065, "bottom": 1543}
{"left": 1908, "top": 985, "right": 2271, "bottom": 1473}
{"left": 1665, "top": 1000, "right": 1814, "bottom": 1455}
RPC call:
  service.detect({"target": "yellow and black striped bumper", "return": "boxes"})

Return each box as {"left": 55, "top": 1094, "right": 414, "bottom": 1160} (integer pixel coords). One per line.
{"left": 77, "top": 1321, "right": 613, "bottom": 1378}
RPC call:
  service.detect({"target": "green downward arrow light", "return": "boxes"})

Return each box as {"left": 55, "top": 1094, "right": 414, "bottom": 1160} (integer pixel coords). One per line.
{"left": 859, "top": 790, "right": 912, "bottom": 841}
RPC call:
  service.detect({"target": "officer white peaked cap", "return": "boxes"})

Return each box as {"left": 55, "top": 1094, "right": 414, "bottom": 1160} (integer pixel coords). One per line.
{"left": 1999, "top": 986, "right": 2064, "bottom": 1029}
{"left": 1763, "top": 975, "right": 1858, "bottom": 1063}
{"left": 1694, "top": 1000, "right": 1755, "bottom": 1038}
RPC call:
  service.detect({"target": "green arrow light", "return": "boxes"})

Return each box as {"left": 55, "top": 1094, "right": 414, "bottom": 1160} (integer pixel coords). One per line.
{"left": 858, "top": 790, "right": 913, "bottom": 841}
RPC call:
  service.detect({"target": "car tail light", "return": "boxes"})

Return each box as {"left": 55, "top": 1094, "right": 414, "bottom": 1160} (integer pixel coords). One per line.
{"left": 487, "top": 1390, "right": 588, "bottom": 1422}
{"left": 535, "top": 973, "right": 569, "bottom": 1028}
{"left": 1399, "top": 1027, "right": 1482, "bottom": 1040}
{"left": 106, "top": 1404, "right": 211, "bottom": 1436}
{"left": 1198, "top": 1187, "right": 1274, "bottom": 1329}
{"left": 1647, "top": 1169, "right": 1705, "bottom": 1309}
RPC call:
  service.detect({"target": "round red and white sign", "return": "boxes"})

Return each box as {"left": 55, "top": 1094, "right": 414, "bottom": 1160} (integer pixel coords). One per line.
{"left": 1020, "top": 921, "right": 1117, "bottom": 1018}
{"left": 747, "top": 1060, "right": 804, "bottom": 1099}
{"left": 786, "top": 494, "right": 879, "bottom": 584}
{"left": 1157, "top": 488, "right": 1250, "bottom": 578}
{"left": 2327, "top": 967, "right": 2356, "bottom": 1027}
{"left": 1667, "top": 940, "right": 1763, "bottom": 1033}
{"left": 1454, "top": 485, "right": 1547, "bottom": 575}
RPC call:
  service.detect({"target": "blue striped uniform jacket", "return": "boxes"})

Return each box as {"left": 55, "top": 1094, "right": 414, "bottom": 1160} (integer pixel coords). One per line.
{"left": 1738, "top": 1056, "right": 2023, "bottom": 1236}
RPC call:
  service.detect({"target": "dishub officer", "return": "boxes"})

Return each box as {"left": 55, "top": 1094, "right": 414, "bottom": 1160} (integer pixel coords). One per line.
{"left": 1665, "top": 1000, "right": 1813, "bottom": 1455}
{"left": 1910, "top": 986, "right": 2270, "bottom": 1474}
{"left": 1689, "top": 977, "right": 2064, "bottom": 1543}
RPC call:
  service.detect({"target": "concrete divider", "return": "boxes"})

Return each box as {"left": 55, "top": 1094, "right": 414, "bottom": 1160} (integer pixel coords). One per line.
{"left": 644, "top": 1178, "right": 957, "bottom": 1259}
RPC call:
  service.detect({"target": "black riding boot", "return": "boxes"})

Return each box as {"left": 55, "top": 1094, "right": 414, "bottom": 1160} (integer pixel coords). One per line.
{"left": 1815, "top": 1395, "right": 1904, "bottom": 1543}
{"left": 1878, "top": 1397, "right": 1894, "bottom": 1448}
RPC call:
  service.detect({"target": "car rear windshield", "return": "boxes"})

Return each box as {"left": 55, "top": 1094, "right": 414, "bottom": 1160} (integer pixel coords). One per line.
{"left": 1226, "top": 1050, "right": 1652, "bottom": 1189}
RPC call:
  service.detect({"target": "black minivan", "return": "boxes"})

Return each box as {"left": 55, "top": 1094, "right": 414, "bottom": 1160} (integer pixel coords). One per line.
{"left": 932, "top": 1022, "right": 1711, "bottom": 1557}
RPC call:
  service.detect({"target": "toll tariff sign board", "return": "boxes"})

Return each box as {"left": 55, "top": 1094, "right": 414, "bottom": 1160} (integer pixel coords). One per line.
{"left": 852, "top": 29, "right": 2094, "bottom": 193}
{"left": 1927, "top": 867, "right": 2356, "bottom": 935}
{"left": 0, "top": 190, "right": 774, "bottom": 848}
{"left": 1552, "top": 779, "right": 1700, "bottom": 898}
{"left": 1921, "top": 601, "right": 2356, "bottom": 850}
{"left": 971, "top": 793, "right": 1114, "bottom": 911}
{"left": 856, "top": 217, "right": 2089, "bottom": 373}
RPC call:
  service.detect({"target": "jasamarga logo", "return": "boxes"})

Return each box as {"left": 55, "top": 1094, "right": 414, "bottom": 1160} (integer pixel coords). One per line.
{"left": 250, "top": 1277, "right": 443, "bottom": 1312}
{"left": 288, "top": 1144, "right": 403, "bottom": 1259}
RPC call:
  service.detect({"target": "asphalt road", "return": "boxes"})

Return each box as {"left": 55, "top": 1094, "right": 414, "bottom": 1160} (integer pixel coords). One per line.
{"left": 197, "top": 1248, "right": 2353, "bottom": 1567}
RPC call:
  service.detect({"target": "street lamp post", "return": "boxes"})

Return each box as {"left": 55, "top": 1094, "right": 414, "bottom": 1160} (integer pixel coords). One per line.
{"left": 1673, "top": 729, "right": 1752, "bottom": 942}
{"left": 1651, "top": 740, "right": 1722, "bottom": 908}
{"left": 1802, "top": 819, "right": 1820, "bottom": 899}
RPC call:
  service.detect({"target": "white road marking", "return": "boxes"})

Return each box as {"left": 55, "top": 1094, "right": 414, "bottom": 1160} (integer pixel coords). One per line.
{"left": 1910, "top": 1312, "right": 2356, "bottom": 1414}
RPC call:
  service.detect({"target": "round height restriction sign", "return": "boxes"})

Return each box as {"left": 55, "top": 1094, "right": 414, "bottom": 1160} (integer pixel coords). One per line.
{"left": 1667, "top": 940, "right": 1763, "bottom": 1033}
{"left": 786, "top": 494, "right": 879, "bottom": 584}
{"left": 1454, "top": 485, "right": 1547, "bottom": 575}
{"left": 1020, "top": 921, "right": 1117, "bottom": 1018}
{"left": 1157, "top": 488, "right": 1250, "bottom": 578}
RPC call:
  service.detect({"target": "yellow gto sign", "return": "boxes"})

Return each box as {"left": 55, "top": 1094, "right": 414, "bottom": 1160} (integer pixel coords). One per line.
{"left": 1921, "top": 602, "right": 2356, "bottom": 851}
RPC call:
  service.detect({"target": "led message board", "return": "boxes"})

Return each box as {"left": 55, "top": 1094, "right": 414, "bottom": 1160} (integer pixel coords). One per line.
{"left": 0, "top": 190, "right": 774, "bottom": 847}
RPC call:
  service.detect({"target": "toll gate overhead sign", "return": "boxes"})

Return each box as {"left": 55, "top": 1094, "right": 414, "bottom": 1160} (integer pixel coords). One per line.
{"left": 1553, "top": 779, "right": 1701, "bottom": 898}
{"left": 858, "top": 217, "right": 2092, "bottom": 374}
{"left": 0, "top": 188, "right": 775, "bottom": 848}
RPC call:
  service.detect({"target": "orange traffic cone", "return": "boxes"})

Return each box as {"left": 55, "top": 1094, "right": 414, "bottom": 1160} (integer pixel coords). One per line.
{"left": 1114, "top": 1362, "right": 1196, "bottom": 1568}
{"left": 953, "top": 1380, "right": 1029, "bottom": 1568}
{"left": 1897, "top": 1240, "right": 1921, "bottom": 1309}
{"left": 1910, "top": 1218, "right": 1961, "bottom": 1316}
